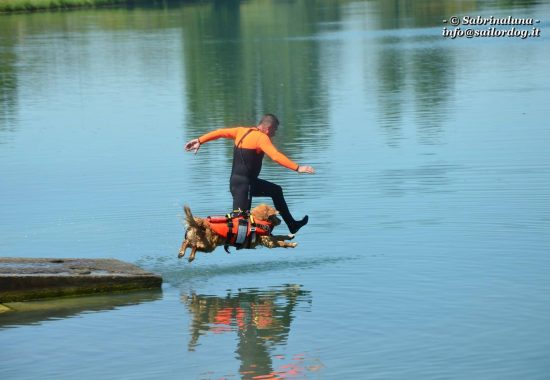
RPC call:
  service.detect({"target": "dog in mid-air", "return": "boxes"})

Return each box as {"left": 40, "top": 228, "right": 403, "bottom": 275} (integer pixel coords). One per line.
{"left": 179, "top": 204, "right": 298, "bottom": 262}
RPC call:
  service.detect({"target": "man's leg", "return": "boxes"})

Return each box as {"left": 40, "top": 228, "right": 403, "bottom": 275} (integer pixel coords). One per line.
{"left": 250, "top": 178, "right": 308, "bottom": 234}
{"left": 230, "top": 175, "right": 251, "bottom": 212}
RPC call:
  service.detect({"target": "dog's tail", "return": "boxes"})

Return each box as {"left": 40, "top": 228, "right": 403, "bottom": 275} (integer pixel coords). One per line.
{"left": 184, "top": 205, "right": 201, "bottom": 229}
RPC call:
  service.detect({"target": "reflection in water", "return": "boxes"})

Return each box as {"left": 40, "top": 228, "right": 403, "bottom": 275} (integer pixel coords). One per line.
{"left": 0, "top": 290, "right": 162, "bottom": 328}
{"left": 375, "top": 0, "right": 477, "bottom": 29}
{"left": 181, "top": 284, "right": 317, "bottom": 379}
{"left": 0, "top": 41, "right": 17, "bottom": 137}
{"left": 373, "top": 32, "right": 455, "bottom": 147}
{"left": 180, "top": 0, "right": 338, "bottom": 131}
{"left": 375, "top": 41, "right": 407, "bottom": 146}
{"left": 180, "top": 0, "right": 337, "bottom": 190}
{"left": 411, "top": 48, "right": 455, "bottom": 146}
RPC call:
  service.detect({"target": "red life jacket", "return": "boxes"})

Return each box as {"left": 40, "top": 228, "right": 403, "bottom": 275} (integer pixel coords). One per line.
{"left": 206, "top": 213, "right": 273, "bottom": 250}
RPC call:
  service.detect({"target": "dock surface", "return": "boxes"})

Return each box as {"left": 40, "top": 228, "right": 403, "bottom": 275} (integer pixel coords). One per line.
{"left": 0, "top": 258, "right": 162, "bottom": 303}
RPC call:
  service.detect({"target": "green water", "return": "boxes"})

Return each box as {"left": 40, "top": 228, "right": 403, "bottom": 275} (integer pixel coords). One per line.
{"left": 1, "top": 1, "right": 550, "bottom": 379}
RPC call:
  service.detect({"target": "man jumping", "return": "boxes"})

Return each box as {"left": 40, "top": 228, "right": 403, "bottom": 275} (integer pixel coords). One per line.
{"left": 184, "top": 114, "right": 315, "bottom": 234}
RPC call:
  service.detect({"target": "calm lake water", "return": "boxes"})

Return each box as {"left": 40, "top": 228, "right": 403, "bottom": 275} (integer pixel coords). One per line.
{"left": 1, "top": 0, "right": 550, "bottom": 379}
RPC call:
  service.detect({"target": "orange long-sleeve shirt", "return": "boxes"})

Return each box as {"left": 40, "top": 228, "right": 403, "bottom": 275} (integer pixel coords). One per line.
{"left": 198, "top": 127, "right": 299, "bottom": 172}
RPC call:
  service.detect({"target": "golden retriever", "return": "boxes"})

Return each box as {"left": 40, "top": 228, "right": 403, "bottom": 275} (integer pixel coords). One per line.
{"left": 179, "top": 204, "right": 297, "bottom": 262}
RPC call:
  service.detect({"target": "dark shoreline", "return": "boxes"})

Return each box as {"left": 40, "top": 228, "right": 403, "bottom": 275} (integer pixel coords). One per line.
{"left": 0, "top": 0, "right": 181, "bottom": 14}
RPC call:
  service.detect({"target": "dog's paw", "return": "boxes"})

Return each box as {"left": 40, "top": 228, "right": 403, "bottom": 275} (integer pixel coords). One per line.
{"left": 188, "top": 256, "right": 195, "bottom": 263}
{"left": 287, "top": 234, "right": 296, "bottom": 240}
{"left": 289, "top": 242, "right": 298, "bottom": 248}
{"left": 178, "top": 251, "right": 185, "bottom": 259}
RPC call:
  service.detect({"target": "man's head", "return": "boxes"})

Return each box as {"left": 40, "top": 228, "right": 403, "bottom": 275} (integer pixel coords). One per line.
{"left": 258, "top": 114, "right": 279, "bottom": 137}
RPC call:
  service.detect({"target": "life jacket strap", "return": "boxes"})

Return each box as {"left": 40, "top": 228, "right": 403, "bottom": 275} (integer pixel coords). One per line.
{"left": 228, "top": 209, "right": 249, "bottom": 219}
{"left": 224, "top": 215, "right": 234, "bottom": 254}
{"left": 247, "top": 215, "right": 257, "bottom": 248}
{"left": 235, "top": 218, "right": 248, "bottom": 246}
{"left": 247, "top": 226, "right": 256, "bottom": 248}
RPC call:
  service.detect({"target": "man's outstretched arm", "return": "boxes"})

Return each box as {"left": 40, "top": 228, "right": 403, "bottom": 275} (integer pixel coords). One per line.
{"left": 258, "top": 134, "right": 315, "bottom": 174}
{"left": 184, "top": 128, "right": 239, "bottom": 154}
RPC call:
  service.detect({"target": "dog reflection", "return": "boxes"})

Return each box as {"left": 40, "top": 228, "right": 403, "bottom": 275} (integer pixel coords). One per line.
{"left": 181, "top": 285, "right": 311, "bottom": 379}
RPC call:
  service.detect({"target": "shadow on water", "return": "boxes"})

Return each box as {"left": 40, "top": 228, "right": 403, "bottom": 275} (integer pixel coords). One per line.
{"left": 0, "top": 289, "right": 162, "bottom": 329}
{"left": 181, "top": 284, "right": 323, "bottom": 379}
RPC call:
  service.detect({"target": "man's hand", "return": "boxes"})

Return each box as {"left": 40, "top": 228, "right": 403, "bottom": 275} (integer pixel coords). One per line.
{"left": 184, "top": 138, "right": 201, "bottom": 154}
{"left": 297, "top": 165, "right": 315, "bottom": 174}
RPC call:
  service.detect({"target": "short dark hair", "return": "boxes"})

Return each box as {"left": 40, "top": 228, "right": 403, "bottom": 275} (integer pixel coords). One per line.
{"left": 259, "top": 114, "right": 279, "bottom": 127}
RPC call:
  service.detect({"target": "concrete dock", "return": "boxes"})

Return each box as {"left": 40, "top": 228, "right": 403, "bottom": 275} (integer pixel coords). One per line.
{"left": 0, "top": 258, "right": 162, "bottom": 303}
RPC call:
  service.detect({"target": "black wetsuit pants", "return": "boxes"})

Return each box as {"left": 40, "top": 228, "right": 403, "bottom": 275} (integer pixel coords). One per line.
{"left": 230, "top": 175, "right": 297, "bottom": 227}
